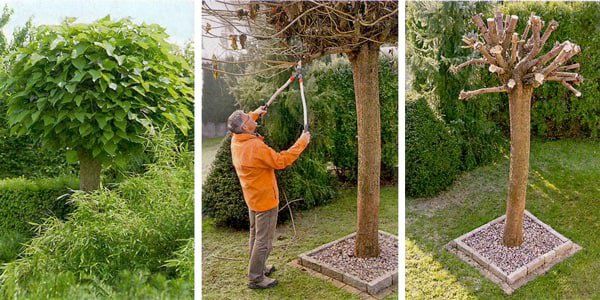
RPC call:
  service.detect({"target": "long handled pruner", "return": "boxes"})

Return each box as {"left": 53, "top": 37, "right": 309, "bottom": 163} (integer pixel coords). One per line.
{"left": 261, "top": 61, "right": 309, "bottom": 132}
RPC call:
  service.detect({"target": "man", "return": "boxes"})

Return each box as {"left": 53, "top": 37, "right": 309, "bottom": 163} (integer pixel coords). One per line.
{"left": 227, "top": 106, "right": 311, "bottom": 289}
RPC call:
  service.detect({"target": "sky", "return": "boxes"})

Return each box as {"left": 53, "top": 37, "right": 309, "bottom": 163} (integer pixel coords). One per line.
{"left": 1, "top": 0, "right": 194, "bottom": 45}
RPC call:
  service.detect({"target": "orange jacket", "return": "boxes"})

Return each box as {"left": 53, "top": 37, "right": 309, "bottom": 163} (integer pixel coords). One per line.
{"left": 231, "top": 112, "right": 309, "bottom": 212}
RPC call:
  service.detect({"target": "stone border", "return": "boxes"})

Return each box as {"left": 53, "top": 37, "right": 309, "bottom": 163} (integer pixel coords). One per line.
{"left": 447, "top": 211, "right": 581, "bottom": 294}
{"left": 297, "top": 231, "right": 398, "bottom": 296}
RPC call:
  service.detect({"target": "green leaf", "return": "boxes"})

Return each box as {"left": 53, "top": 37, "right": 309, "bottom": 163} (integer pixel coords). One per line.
{"left": 103, "top": 128, "right": 114, "bottom": 141}
{"left": 115, "top": 55, "right": 125, "bottom": 66}
{"left": 74, "top": 112, "right": 86, "bottom": 122}
{"left": 66, "top": 83, "right": 77, "bottom": 93}
{"left": 101, "top": 59, "right": 117, "bottom": 70}
{"left": 75, "top": 95, "right": 83, "bottom": 106}
{"left": 71, "top": 44, "right": 89, "bottom": 58}
{"left": 66, "top": 150, "right": 78, "bottom": 163}
{"left": 132, "top": 85, "right": 145, "bottom": 96}
{"left": 109, "top": 82, "right": 118, "bottom": 90}
{"left": 79, "top": 123, "right": 93, "bottom": 136}
{"left": 29, "top": 53, "right": 45, "bottom": 66}
{"left": 88, "top": 69, "right": 102, "bottom": 82}
{"left": 71, "top": 71, "right": 86, "bottom": 82}
{"left": 31, "top": 110, "right": 42, "bottom": 123}
{"left": 72, "top": 57, "right": 87, "bottom": 70}
{"left": 104, "top": 142, "right": 117, "bottom": 156}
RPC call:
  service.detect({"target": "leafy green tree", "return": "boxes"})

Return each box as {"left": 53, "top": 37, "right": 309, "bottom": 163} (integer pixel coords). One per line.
{"left": 1, "top": 17, "right": 193, "bottom": 191}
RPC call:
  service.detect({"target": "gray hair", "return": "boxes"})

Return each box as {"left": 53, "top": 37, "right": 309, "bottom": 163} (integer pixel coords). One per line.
{"left": 227, "top": 110, "right": 247, "bottom": 134}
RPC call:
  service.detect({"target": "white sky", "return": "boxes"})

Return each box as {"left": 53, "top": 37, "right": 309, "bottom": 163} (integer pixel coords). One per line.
{"left": 1, "top": 0, "right": 194, "bottom": 45}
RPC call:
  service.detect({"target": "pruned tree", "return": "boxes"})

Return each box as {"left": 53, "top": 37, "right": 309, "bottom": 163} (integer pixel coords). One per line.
{"left": 452, "top": 11, "right": 582, "bottom": 247}
{"left": 203, "top": 1, "right": 398, "bottom": 257}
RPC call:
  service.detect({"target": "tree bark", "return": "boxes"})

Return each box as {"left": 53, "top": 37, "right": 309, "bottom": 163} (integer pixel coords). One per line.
{"left": 350, "top": 43, "right": 381, "bottom": 258}
{"left": 78, "top": 150, "right": 102, "bottom": 192}
{"left": 503, "top": 82, "right": 534, "bottom": 247}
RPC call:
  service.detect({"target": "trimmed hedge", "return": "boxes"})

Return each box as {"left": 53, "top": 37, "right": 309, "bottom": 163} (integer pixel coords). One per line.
{"left": 0, "top": 176, "right": 78, "bottom": 233}
{"left": 406, "top": 96, "right": 461, "bottom": 197}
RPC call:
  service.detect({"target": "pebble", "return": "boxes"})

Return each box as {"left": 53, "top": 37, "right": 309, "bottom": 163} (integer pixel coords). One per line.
{"left": 308, "top": 233, "right": 398, "bottom": 282}
{"left": 462, "top": 215, "right": 563, "bottom": 273}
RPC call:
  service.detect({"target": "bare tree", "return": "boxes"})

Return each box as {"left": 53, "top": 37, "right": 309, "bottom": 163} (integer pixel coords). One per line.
{"left": 452, "top": 11, "right": 582, "bottom": 247}
{"left": 203, "top": 1, "right": 398, "bottom": 257}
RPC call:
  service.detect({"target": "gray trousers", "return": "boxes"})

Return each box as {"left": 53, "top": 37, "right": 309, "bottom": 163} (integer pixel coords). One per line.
{"left": 248, "top": 207, "right": 278, "bottom": 283}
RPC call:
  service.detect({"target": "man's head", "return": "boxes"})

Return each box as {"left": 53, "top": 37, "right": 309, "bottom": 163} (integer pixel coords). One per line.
{"left": 227, "top": 110, "right": 257, "bottom": 134}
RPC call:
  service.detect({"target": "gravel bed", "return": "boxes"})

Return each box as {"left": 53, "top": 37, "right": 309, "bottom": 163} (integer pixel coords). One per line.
{"left": 308, "top": 233, "right": 397, "bottom": 282}
{"left": 462, "top": 215, "right": 563, "bottom": 274}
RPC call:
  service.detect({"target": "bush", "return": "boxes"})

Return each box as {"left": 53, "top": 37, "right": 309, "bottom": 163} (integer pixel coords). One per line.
{"left": 406, "top": 95, "right": 461, "bottom": 197}
{"left": 0, "top": 136, "right": 193, "bottom": 298}
{"left": 0, "top": 176, "right": 77, "bottom": 233}
{"left": 202, "top": 136, "right": 337, "bottom": 228}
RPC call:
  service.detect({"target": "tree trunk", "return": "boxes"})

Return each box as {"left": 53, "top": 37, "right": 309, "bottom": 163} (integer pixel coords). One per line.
{"left": 78, "top": 150, "right": 102, "bottom": 192}
{"left": 350, "top": 43, "right": 381, "bottom": 258}
{"left": 503, "top": 82, "right": 533, "bottom": 247}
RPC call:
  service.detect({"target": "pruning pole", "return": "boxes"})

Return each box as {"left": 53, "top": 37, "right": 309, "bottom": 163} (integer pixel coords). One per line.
{"left": 265, "top": 73, "right": 296, "bottom": 108}
{"left": 297, "top": 61, "right": 309, "bottom": 132}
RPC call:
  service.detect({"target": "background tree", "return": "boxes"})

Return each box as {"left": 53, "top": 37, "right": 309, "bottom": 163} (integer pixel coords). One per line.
{"left": 204, "top": 1, "right": 398, "bottom": 257}
{"left": 452, "top": 11, "right": 582, "bottom": 246}
{"left": 1, "top": 17, "right": 193, "bottom": 191}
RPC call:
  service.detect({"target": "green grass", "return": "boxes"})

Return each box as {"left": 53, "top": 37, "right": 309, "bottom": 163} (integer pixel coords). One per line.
{"left": 202, "top": 186, "right": 398, "bottom": 299}
{"left": 202, "top": 136, "right": 225, "bottom": 176}
{"left": 406, "top": 139, "right": 600, "bottom": 299}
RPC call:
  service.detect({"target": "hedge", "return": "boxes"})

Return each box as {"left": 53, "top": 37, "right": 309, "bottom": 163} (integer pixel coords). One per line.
{"left": 406, "top": 95, "right": 461, "bottom": 197}
{"left": 0, "top": 176, "right": 78, "bottom": 233}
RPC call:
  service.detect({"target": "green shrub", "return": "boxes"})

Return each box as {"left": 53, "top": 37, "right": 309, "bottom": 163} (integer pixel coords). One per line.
{"left": 202, "top": 136, "right": 337, "bottom": 228}
{"left": 0, "top": 176, "right": 78, "bottom": 233}
{"left": 0, "top": 136, "right": 193, "bottom": 298}
{"left": 406, "top": 96, "right": 461, "bottom": 197}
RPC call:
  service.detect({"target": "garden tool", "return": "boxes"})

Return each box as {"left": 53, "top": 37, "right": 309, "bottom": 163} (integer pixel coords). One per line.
{"left": 261, "top": 61, "right": 309, "bottom": 132}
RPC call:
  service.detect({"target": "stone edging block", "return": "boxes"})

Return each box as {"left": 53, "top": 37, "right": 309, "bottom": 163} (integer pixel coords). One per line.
{"left": 448, "top": 212, "right": 581, "bottom": 294}
{"left": 297, "top": 231, "right": 398, "bottom": 296}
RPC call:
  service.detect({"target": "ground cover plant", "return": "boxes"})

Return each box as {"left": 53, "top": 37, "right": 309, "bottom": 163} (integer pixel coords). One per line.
{"left": 406, "top": 140, "right": 599, "bottom": 298}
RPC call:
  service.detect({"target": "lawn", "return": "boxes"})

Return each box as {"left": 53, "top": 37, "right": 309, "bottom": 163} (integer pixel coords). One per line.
{"left": 202, "top": 136, "right": 225, "bottom": 176}
{"left": 406, "top": 139, "right": 600, "bottom": 299}
{"left": 202, "top": 186, "right": 398, "bottom": 299}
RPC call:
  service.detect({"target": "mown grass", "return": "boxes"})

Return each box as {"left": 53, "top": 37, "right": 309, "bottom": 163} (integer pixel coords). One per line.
{"left": 202, "top": 186, "right": 398, "bottom": 299}
{"left": 406, "top": 139, "right": 600, "bottom": 299}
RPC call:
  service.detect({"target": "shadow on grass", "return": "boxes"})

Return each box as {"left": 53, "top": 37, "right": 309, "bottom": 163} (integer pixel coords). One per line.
{"left": 406, "top": 140, "right": 600, "bottom": 299}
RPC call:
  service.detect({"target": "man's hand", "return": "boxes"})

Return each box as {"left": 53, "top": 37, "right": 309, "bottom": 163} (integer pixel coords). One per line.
{"left": 253, "top": 106, "right": 268, "bottom": 117}
{"left": 300, "top": 131, "right": 311, "bottom": 143}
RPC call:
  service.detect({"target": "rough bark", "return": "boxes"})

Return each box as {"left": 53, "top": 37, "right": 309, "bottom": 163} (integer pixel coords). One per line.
{"left": 78, "top": 150, "right": 102, "bottom": 192}
{"left": 350, "top": 43, "right": 381, "bottom": 258}
{"left": 503, "top": 82, "right": 533, "bottom": 247}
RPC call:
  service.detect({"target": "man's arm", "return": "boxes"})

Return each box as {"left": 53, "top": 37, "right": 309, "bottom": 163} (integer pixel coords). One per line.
{"left": 248, "top": 106, "right": 267, "bottom": 121}
{"left": 252, "top": 132, "right": 311, "bottom": 170}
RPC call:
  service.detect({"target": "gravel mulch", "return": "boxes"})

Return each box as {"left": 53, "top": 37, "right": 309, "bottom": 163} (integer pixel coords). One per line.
{"left": 308, "top": 233, "right": 397, "bottom": 282}
{"left": 462, "top": 214, "right": 563, "bottom": 274}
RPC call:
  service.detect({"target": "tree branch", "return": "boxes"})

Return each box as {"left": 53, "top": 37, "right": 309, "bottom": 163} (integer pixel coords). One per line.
{"left": 560, "top": 81, "right": 582, "bottom": 97}
{"left": 450, "top": 58, "right": 487, "bottom": 74}
{"left": 459, "top": 85, "right": 507, "bottom": 100}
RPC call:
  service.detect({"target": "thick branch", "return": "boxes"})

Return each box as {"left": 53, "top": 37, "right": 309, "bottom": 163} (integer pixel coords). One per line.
{"left": 475, "top": 42, "right": 497, "bottom": 65}
{"left": 510, "top": 33, "right": 519, "bottom": 64}
{"left": 487, "top": 18, "right": 499, "bottom": 45}
{"left": 450, "top": 58, "right": 487, "bottom": 74}
{"left": 459, "top": 85, "right": 507, "bottom": 100}
{"left": 557, "top": 63, "right": 580, "bottom": 71}
{"left": 560, "top": 81, "right": 582, "bottom": 97}
{"left": 472, "top": 13, "right": 493, "bottom": 44}
{"left": 503, "top": 15, "right": 519, "bottom": 51}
